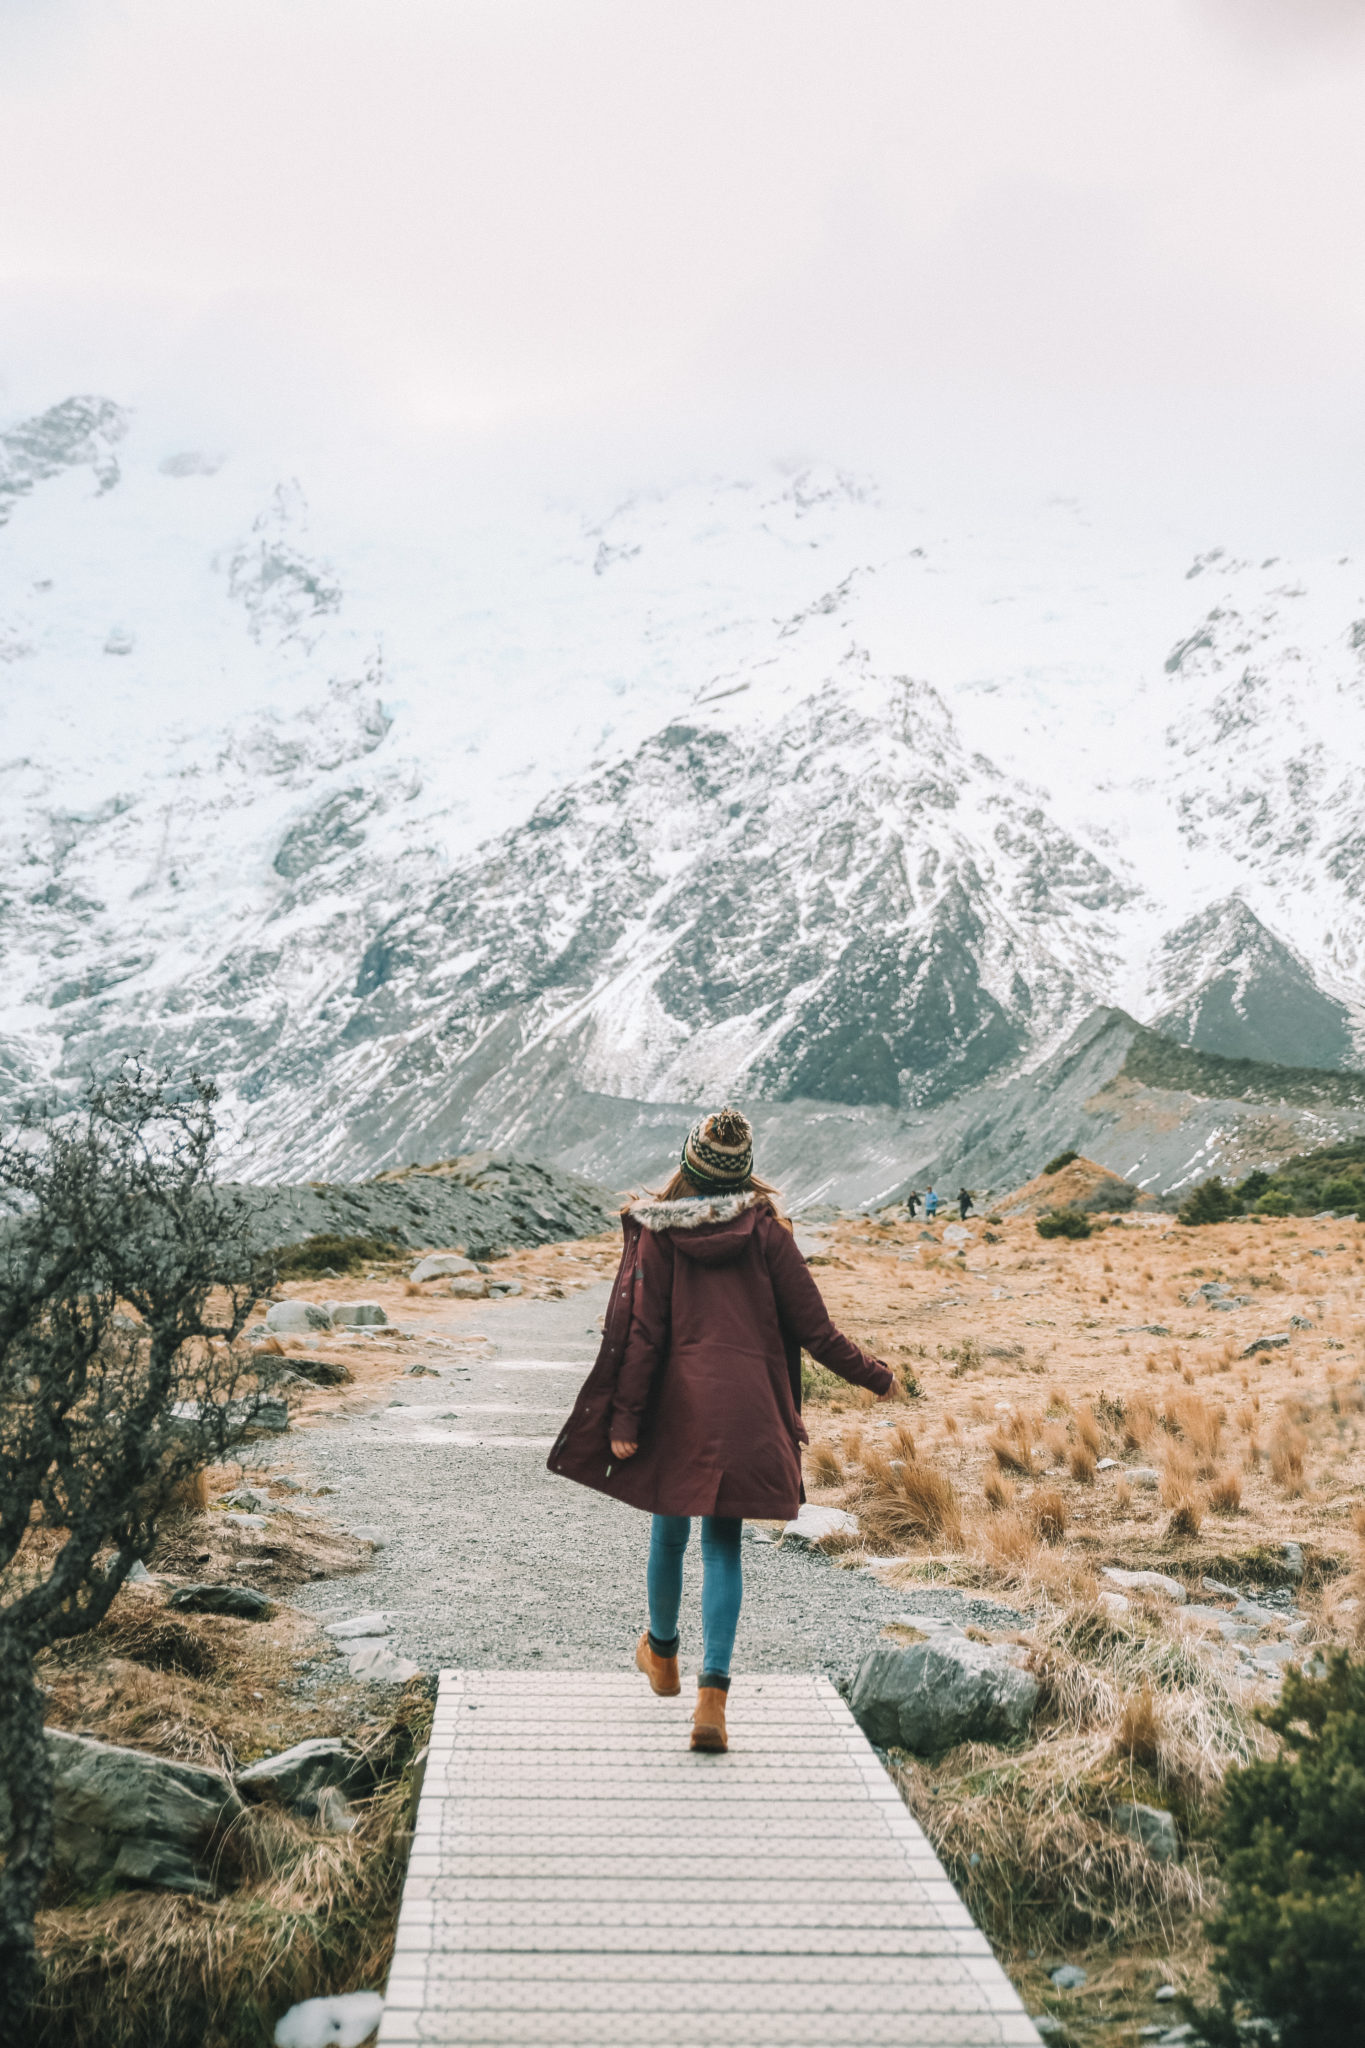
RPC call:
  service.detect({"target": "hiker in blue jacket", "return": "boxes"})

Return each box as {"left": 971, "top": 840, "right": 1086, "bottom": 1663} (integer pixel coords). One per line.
{"left": 925, "top": 1187, "right": 939, "bottom": 1219}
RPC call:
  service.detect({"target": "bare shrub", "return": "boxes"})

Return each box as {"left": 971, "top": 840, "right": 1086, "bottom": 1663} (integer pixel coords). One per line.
{"left": 1114, "top": 1685, "right": 1163, "bottom": 1770}
{"left": 1031, "top": 1487, "right": 1069, "bottom": 1544}
{"left": 1269, "top": 1420, "right": 1308, "bottom": 1496}
{"left": 848, "top": 1448, "right": 962, "bottom": 1550}
{"left": 988, "top": 1412, "right": 1036, "bottom": 1476}
{"left": 1074, "top": 1404, "right": 1104, "bottom": 1457}
{"left": 1209, "top": 1468, "right": 1243, "bottom": 1515}
{"left": 806, "top": 1439, "right": 844, "bottom": 1489}
{"left": 983, "top": 1470, "right": 1015, "bottom": 1514}
{"left": 1068, "top": 1443, "right": 1097, "bottom": 1485}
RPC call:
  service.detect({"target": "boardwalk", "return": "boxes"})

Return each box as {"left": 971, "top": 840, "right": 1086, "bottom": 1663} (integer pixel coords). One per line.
{"left": 379, "top": 1669, "right": 1041, "bottom": 2047}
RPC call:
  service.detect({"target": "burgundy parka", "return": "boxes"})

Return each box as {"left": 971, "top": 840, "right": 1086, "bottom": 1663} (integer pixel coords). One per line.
{"left": 547, "top": 1192, "right": 893, "bottom": 1520}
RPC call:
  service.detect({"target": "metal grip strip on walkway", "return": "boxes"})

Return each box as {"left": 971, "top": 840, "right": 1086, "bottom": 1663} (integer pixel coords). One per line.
{"left": 379, "top": 1669, "right": 1042, "bottom": 2047}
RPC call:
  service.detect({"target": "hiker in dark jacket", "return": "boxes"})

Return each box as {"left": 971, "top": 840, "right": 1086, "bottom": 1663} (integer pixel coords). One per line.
{"left": 548, "top": 1107, "right": 893, "bottom": 1752}
{"left": 958, "top": 1187, "right": 973, "bottom": 1220}
{"left": 905, "top": 1190, "right": 921, "bottom": 1217}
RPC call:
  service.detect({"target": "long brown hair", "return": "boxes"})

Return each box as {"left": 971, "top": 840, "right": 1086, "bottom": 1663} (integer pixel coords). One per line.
{"left": 646, "top": 1166, "right": 787, "bottom": 1221}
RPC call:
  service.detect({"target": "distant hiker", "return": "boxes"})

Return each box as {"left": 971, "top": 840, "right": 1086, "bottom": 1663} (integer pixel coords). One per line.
{"left": 958, "top": 1188, "right": 973, "bottom": 1220}
{"left": 905, "top": 1190, "right": 921, "bottom": 1218}
{"left": 548, "top": 1106, "right": 893, "bottom": 1753}
{"left": 925, "top": 1186, "right": 939, "bottom": 1218}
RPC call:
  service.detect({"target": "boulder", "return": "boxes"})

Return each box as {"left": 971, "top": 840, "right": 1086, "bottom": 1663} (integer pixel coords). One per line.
{"left": 349, "top": 1525, "right": 389, "bottom": 1547}
{"left": 236, "top": 1736, "right": 373, "bottom": 1808}
{"left": 1102, "top": 1567, "right": 1186, "bottom": 1603}
{"left": 265, "top": 1300, "right": 332, "bottom": 1334}
{"left": 222, "top": 1488, "right": 262, "bottom": 1512}
{"left": 410, "top": 1252, "right": 479, "bottom": 1282}
{"left": 782, "top": 1504, "right": 858, "bottom": 1546}
{"left": 488, "top": 1279, "right": 523, "bottom": 1296}
{"left": 448, "top": 1275, "right": 489, "bottom": 1298}
{"left": 324, "top": 1300, "right": 387, "bottom": 1328}
{"left": 1114, "top": 1801, "right": 1179, "bottom": 1862}
{"left": 849, "top": 1631, "right": 1039, "bottom": 1752}
{"left": 286, "top": 1355, "right": 352, "bottom": 1386}
{"left": 168, "top": 1583, "right": 273, "bottom": 1620}
{"left": 274, "top": 1991, "right": 385, "bottom": 2048}
{"left": 1281, "top": 1540, "right": 1305, "bottom": 1582}
{"left": 1242, "top": 1333, "right": 1290, "bottom": 1357}
{"left": 38, "top": 1729, "right": 242, "bottom": 1891}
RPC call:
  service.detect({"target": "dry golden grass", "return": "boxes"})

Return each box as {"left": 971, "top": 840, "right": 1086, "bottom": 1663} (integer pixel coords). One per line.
{"left": 1030, "top": 1486, "right": 1069, "bottom": 1544}
{"left": 983, "top": 1470, "right": 1015, "bottom": 1513}
{"left": 987, "top": 1410, "right": 1037, "bottom": 1476}
{"left": 1209, "top": 1468, "right": 1243, "bottom": 1515}
{"left": 806, "top": 1438, "right": 844, "bottom": 1488}
{"left": 1113, "top": 1685, "right": 1163, "bottom": 1770}
{"left": 1269, "top": 1418, "right": 1308, "bottom": 1495}
{"left": 848, "top": 1445, "right": 964, "bottom": 1550}
{"left": 1068, "top": 1442, "right": 1097, "bottom": 1485}
{"left": 1074, "top": 1404, "right": 1104, "bottom": 1458}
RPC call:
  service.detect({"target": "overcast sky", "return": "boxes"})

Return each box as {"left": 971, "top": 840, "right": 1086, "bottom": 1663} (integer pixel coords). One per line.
{"left": 2, "top": 0, "right": 1364, "bottom": 532}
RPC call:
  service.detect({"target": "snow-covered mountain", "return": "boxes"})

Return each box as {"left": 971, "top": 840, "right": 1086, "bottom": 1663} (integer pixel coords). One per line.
{"left": 2, "top": 393, "right": 1364, "bottom": 1191}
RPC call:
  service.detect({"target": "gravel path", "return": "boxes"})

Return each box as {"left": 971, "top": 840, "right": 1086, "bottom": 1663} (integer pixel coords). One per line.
{"left": 287, "top": 1284, "right": 1016, "bottom": 1682}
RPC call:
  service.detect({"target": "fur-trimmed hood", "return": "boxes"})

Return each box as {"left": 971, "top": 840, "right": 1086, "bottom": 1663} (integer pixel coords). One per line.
{"left": 627, "top": 1191, "right": 762, "bottom": 1234}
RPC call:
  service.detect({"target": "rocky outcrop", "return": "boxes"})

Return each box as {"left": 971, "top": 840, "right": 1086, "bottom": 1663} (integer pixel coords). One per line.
{"left": 36, "top": 1730, "right": 243, "bottom": 1894}
{"left": 849, "top": 1628, "right": 1039, "bottom": 1752}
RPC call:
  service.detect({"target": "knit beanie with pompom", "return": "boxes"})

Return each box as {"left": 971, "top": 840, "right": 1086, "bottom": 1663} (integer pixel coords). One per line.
{"left": 681, "top": 1106, "right": 754, "bottom": 1189}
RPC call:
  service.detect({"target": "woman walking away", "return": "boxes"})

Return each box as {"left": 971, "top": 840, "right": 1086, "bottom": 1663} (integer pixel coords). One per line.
{"left": 548, "top": 1108, "right": 894, "bottom": 1753}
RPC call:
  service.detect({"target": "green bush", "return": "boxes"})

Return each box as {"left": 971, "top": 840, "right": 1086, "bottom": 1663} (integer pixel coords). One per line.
{"left": 1177, "top": 1175, "right": 1239, "bottom": 1226}
{"left": 1256, "top": 1190, "right": 1294, "bottom": 1217}
{"left": 1320, "top": 1177, "right": 1363, "bottom": 1211}
{"left": 1236, "top": 1168, "right": 1273, "bottom": 1204}
{"left": 1036, "top": 1207, "right": 1092, "bottom": 1240}
{"left": 1041, "top": 1149, "right": 1079, "bottom": 1176}
{"left": 270, "top": 1231, "right": 401, "bottom": 1278}
{"left": 1196, "top": 1652, "right": 1365, "bottom": 2048}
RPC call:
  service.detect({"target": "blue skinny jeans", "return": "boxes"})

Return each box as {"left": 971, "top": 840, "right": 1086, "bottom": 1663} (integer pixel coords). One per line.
{"left": 647, "top": 1513, "right": 743, "bottom": 1688}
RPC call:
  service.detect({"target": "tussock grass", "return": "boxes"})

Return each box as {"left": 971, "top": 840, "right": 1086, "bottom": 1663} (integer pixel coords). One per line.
{"left": 806, "top": 1438, "right": 844, "bottom": 1488}
{"left": 987, "top": 1410, "right": 1038, "bottom": 1476}
{"left": 1030, "top": 1486, "right": 1069, "bottom": 1544}
{"left": 845, "top": 1443, "right": 963, "bottom": 1549}
{"left": 1270, "top": 1419, "right": 1308, "bottom": 1495}
{"left": 1209, "top": 1468, "right": 1243, "bottom": 1515}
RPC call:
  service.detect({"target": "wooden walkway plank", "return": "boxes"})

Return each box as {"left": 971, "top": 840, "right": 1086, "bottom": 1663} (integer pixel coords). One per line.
{"left": 379, "top": 1670, "right": 1041, "bottom": 2048}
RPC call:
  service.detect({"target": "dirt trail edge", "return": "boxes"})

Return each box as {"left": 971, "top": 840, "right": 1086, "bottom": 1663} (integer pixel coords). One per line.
{"left": 286, "top": 1283, "right": 1009, "bottom": 1678}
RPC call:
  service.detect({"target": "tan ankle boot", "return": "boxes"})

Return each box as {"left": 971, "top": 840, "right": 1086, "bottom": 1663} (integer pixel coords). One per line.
{"left": 690, "top": 1685, "right": 728, "bottom": 1751}
{"left": 635, "top": 1630, "right": 681, "bottom": 1697}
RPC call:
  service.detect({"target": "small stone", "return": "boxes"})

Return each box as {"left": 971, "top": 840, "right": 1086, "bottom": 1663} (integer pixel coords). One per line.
{"left": 1098, "top": 1592, "right": 1131, "bottom": 1618}
{"left": 324, "top": 1300, "right": 388, "bottom": 1328}
{"left": 1155, "top": 1986, "right": 1177, "bottom": 2002}
{"left": 348, "top": 1525, "right": 389, "bottom": 1548}
{"left": 168, "top": 1583, "right": 273, "bottom": 1620}
{"left": 1242, "top": 1333, "right": 1290, "bottom": 1356}
{"left": 1129, "top": 1467, "right": 1160, "bottom": 1489}
{"left": 273, "top": 1991, "right": 386, "bottom": 2048}
{"left": 1096, "top": 1457, "right": 1119, "bottom": 1471}
{"left": 347, "top": 1642, "right": 420, "bottom": 1683}
{"left": 1289, "top": 1314, "right": 1314, "bottom": 1330}
{"left": 324, "top": 1611, "right": 390, "bottom": 1640}
{"left": 237, "top": 1736, "right": 372, "bottom": 1806}
{"left": 286, "top": 1356, "right": 352, "bottom": 1387}
{"left": 222, "top": 1488, "right": 262, "bottom": 1512}
{"left": 448, "top": 1275, "right": 489, "bottom": 1298}
{"left": 488, "top": 1279, "right": 524, "bottom": 1296}
{"left": 1114, "top": 1801, "right": 1180, "bottom": 1862}
{"left": 222, "top": 1510, "right": 268, "bottom": 1529}
{"left": 1281, "top": 1540, "right": 1305, "bottom": 1581}
{"left": 782, "top": 1504, "right": 858, "bottom": 1545}
{"left": 1103, "top": 1567, "right": 1186, "bottom": 1603}
{"left": 1050, "top": 1963, "right": 1087, "bottom": 1989}
{"left": 410, "top": 1252, "right": 479, "bottom": 1281}
{"left": 125, "top": 1559, "right": 153, "bottom": 1583}
{"left": 111, "top": 1837, "right": 214, "bottom": 1894}
{"left": 265, "top": 1300, "right": 332, "bottom": 1334}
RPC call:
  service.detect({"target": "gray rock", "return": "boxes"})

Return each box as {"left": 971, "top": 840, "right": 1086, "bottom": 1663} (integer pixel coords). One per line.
{"left": 286, "top": 1355, "right": 352, "bottom": 1386}
{"left": 223, "top": 1488, "right": 262, "bottom": 1512}
{"left": 1128, "top": 1466, "right": 1161, "bottom": 1489}
{"left": 349, "top": 1525, "right": 389, "bottom": 1547}
{"left": 168, "top": 1583, "right": 273, "bottom": 1620}
{"left": 1096, "top": 1457, "right": 1119, "bottom": 1470}
{"left": 324, "top": 1610, "right": 390, "bottom": 1640}
{"left": 1050, "top": 1963, "right": 1087, "bottom": 1989}
{"left": 347, "top": 1641, "right": 420, "bottom": 1683}
{"left": 448, "top": 1274, "right": 489, "bottom": 1299}
{"left": 125, "top": 1559, "right": 153, "bottom": 1583}
{"left": 1242, "top": 1333, "right": 1290, "bottom": 1356}
{"left": 1289, "top": 1314, "right": 1314, "bottom": 1330}
{"left": 236, "top": 1736, "right": 373, "bottom": 1807}
{"left": 33, "top": 1728, "right": 243, "bottom": 1890}
{"left": 1115, "top": 1801, "right": 1180, "bottom": 1862}
{"left": 488, "top": 1279, "right": 524, "bottom": 1296}
{"left": 782, "top": 1504, "right": 858, "bottom": 1545}
{"left": 850, "top": 1632, "right": 1038, "bottom": 1752}
{"left": 1103, "top": 1567, "right": 1186, "bottom": 1603}
{"left": 265, "top": 1300, "right": 333, "bottom": 1333}
{"left": 223, "top": 1510, "right": 269, "bottom": 1529}
{"left": 324, "top": 1299, "right": 388, "bottom": 1328}
{"left": 410, "top": 1252, "right": 480, "bottom": 1281}
{"left": 1281, "top": 1540, "right": 1305, "bottom": 1581}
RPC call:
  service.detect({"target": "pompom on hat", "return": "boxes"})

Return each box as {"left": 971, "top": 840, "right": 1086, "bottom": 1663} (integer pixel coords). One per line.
{"left": 681, "top": 1106, "right": 754, "bottom": 1189}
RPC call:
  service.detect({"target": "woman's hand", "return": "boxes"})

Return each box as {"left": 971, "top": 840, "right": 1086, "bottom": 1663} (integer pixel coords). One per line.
{"left": 610, "top": 1439, "right": 638, "bottom": 1459}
